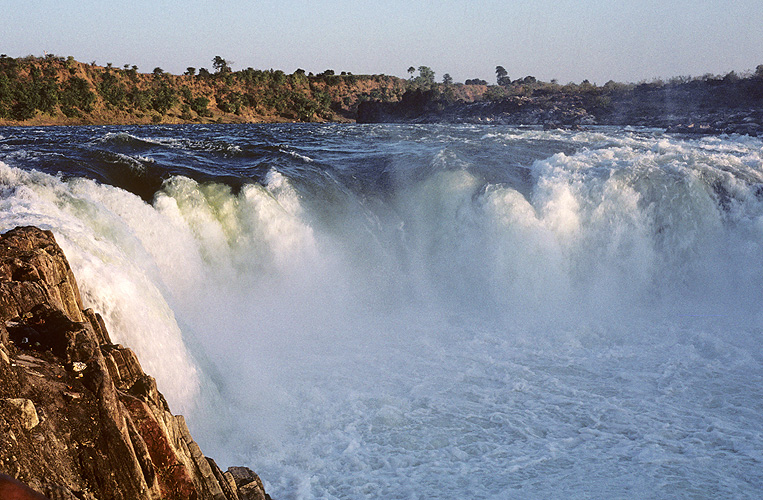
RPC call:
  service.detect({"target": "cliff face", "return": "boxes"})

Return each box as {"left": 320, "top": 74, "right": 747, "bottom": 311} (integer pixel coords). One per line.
{"left": 0, "top": 226, "right": 269, "bottom": 500}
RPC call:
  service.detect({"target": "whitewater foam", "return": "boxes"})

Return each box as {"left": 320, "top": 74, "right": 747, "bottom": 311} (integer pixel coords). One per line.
{"left": 1, "top": 125, "right": 762, "bottom": 499}
{"left": 0, "top": 161, "right": 202, "bottom": 411}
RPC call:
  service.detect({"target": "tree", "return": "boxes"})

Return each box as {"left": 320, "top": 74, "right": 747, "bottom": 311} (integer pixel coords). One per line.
{"left": 185, "top": 67, "right": 196, "bottom": 76}
{"left": 465, "top": 78, "right": 487, "bottom": 85}
{"left": 0, "top": 73, "right": 11, "bottom": 117}
{"left": 418, "top": 66, "right": 435, "bottom": 85}
{"left": 212, "top": 56, "right": 231, "bottom": 74}
{"left": 153, "top": 67, "right": 164, "bottom": 76}
{"left": 407, "top": 66, "right": 436, "bottom": 89}
{"left": 216, "top": 90, "right": 244, "bottom": 114}
{"left": 98, "top": 71, "right": 126, "bottom": 106}
{"left": 442, "top": 73, "right": 453, "bottom": 85}
{"left": 496, "top": 65, "right": 510, "bottom": 86}
{"left": 407, "top": 66, "right": 416, "bottom": 79}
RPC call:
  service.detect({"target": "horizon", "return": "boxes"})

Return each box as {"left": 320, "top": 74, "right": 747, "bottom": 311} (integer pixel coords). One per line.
{"left": 3, "top": 1, "right": 763, "bottom": 86}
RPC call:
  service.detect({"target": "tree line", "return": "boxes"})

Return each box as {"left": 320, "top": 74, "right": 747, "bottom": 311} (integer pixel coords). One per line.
{"left": 0, "top": 54, "right": 405, "bottom": 123}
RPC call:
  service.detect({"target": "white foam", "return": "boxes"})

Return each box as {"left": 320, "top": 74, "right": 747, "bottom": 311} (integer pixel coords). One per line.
{"left": 2, "top": 127, "right": 763, "bottom": 499}
{"left": 0, "top": 161, "right": 201, "bottom": 412}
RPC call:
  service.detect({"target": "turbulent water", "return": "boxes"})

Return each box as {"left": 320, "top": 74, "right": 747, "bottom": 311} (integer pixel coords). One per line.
{"left": 1, "top": 124, "right": 762, "bottom": 499}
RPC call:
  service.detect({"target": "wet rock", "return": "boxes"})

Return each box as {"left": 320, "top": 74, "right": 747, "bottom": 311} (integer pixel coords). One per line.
{"left": 6, "top": 304, "right": 96, "bottom": 364}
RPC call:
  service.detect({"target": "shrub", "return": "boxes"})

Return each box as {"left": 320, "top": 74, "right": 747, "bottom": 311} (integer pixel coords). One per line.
{"left": 98, "top": 71, "right": 126, "bottom": 107}
{"left": 60, "top": 77, "right": 95, "bottom": 116}
{"left": 179, "top": 86, "right": 193, "bottom": 102}
{"left": 216, "top": 91, "right": 244, "bottom": 114}
{"left": 151, "top": 83, "right": 178, "bottom": 114}
{"left": 180, "top": 103, "right": 193, "bottom": 120}
{"left": 190, "top": 96, "right": 211, "bottom": 116}
{"left": 127, "top": 88, "right": 153, "bottom": 111}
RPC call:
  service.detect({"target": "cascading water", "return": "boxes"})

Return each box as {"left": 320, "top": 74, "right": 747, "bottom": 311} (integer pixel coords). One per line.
{"left": 1, "top": 124, "right": 762, "bottom": 499}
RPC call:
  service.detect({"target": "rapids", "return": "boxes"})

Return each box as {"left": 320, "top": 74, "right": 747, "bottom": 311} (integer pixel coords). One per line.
{"left": 1, "top": 124, "right": 762, "bottom": 499}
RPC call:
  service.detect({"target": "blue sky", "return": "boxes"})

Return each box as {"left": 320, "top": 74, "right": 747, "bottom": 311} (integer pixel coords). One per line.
{"left": 4, "top": 0, "right": 762, "bottom": 84}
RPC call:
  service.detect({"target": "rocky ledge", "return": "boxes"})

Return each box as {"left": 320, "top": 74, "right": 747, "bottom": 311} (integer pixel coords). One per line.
{"left": 0, "top": 226, "right": 270, "bottom": 500}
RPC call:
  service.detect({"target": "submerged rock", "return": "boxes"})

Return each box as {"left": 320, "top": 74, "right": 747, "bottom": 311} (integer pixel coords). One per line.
{"left": 0, "top": 226, "right": 271, "bottom": 500}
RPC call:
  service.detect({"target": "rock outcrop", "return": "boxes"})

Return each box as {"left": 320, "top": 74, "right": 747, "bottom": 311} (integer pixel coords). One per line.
{"left": 0, "top": 226, "right": 270, "bottom": 500}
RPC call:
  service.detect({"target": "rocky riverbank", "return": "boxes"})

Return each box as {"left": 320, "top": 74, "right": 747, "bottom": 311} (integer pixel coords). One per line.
{"left": 357, "top": 77, "right": 763, "bottom": 136}
{"left": 0, "top": 226, "right": 270, "bottom": 500}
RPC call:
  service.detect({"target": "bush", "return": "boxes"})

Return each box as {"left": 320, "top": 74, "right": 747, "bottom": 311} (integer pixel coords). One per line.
{"left": 179, "top": 86, "right": 193, "bottom": 102}
{"left": 216, "top": 91, "right": 244, "bottom": 114}
{"left": 180, "top": 104, "right": 193, "bottom": 120}
{"left": 60, "top": 77, "right": 95, "bottom": 116}
{"left": 35, "top": 77, "right": 58, "bottom": 113}
{"left": 151, "top": 83, "right": 178, "bottom": 114}
{"left": 127, "top": 88, "right": 153, "bottom": 111}
{"left": 190, "top": 96, "right": 211, "bottom": 116}
{"left": 98, "top": 71, "right": 126, "bottom": 107}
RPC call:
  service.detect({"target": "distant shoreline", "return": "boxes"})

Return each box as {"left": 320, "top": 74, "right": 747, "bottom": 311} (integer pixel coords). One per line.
{"left": 2, "top": 55, "right": 762, "bottom": 136}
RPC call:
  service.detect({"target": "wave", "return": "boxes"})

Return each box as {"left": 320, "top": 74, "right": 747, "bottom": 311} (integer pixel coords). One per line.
{"left": 97, "top": 131, "right": 243, "bottom": 155}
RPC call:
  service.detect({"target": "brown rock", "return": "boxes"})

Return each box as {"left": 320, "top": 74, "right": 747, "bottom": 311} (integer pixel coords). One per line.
{"left": 102, "top": 345, "right": 145, "bottom": 391}
{"left": 228, "top": 467, "right": 271, "bottom": 500}
{"left": 0, "top": 399, "right": 39, "bottom": 430}
{"left": 82, "top": 309, "right": 111, "bottom": 345}
{"left": 0, "top": 227, "right": 83, "bottom": 323}
{"left": 207, "top": 459, "right": 239, "bottom": 500}
{"left": 120, "top": 394, "right": 199, "bottom": 500}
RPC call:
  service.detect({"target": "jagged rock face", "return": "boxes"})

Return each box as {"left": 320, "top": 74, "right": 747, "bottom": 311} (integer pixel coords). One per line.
{"left": 0, "top": 227, "right": 84, "bottom": 324}
{"left": 0, "top": 227, "right": 270, "bottom": 500}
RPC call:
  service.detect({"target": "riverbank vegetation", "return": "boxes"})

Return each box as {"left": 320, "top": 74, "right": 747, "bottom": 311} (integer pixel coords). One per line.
{"left": 0, "top": 54, "right": 407, "bottom": 125}
{"left": 1, "top": 54, "right": 761, "bottom": 129}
